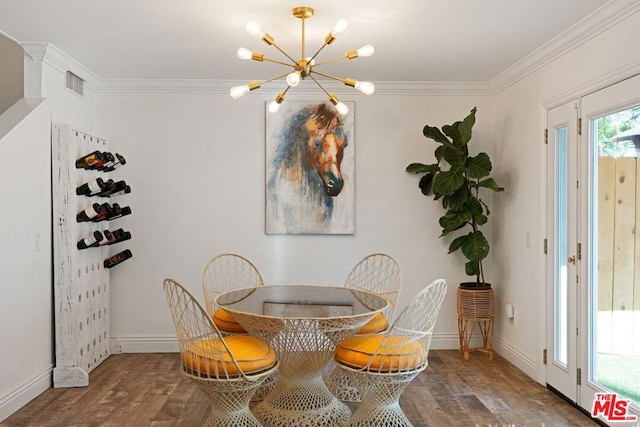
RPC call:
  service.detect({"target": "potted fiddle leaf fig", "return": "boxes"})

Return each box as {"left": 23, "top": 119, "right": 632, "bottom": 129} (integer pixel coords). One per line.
{"left": 406, "top": 107, "right": 504, "bottom": 289}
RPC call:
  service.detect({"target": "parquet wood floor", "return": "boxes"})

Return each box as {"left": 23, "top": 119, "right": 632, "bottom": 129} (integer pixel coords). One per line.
{"left": 2, "top": 351, "right": 598, "bottom": 426}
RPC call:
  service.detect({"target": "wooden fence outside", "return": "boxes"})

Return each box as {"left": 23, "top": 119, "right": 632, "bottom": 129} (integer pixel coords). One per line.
{"left": 598, "top": 156, "right": 640, "bottom": 354}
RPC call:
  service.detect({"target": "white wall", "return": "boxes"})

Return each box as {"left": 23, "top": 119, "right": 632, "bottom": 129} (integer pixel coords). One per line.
{"left": 0, "top": 43, "right": 98, "bottom": 422}
{"left": 491, "top": 7, "right": 640, "bottom": 381}
{"left": 95, "top": 87, "right": 493, "bottom": 351}
{"left": 0, "top": 99, "right": 51, "bottom": 421}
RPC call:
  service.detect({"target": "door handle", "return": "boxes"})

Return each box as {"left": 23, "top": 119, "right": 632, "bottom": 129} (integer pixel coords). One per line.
{"left": 568, "top": 255, "right": 576, "bottom": 265}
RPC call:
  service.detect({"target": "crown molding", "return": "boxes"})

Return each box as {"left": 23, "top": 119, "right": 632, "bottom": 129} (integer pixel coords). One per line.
{"left": 21, "top": 42, "right": 100, "bottom": 91}
{"left": 490, "top": 0, "right": 640, "bottom": 94}
{"left": 96, "top": 78, "right": 491, "bottom": 96}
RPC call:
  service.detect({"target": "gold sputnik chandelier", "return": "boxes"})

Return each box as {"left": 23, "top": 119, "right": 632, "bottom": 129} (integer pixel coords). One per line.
{"left": 230, "top": 6, "right": 375, "bottom": 115}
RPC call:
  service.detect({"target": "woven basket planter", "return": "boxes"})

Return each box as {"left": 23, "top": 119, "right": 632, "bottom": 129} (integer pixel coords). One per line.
{"left": 457, "top": 286, "right": 494, "bottom": 360}
{"left": 457, "top": 286, "right": 494, "bottom": 319}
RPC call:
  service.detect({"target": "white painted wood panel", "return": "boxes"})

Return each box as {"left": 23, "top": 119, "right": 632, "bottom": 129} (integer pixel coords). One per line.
{"left": 52, "top": 123, "right": 110, "bottom": 387}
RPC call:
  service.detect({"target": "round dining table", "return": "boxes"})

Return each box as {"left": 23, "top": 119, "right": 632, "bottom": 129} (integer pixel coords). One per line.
{"left": 216, "top": 284, "right": 388, "bottom": 427}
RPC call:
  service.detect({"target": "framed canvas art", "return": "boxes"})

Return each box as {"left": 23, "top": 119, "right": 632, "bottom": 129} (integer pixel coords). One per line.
{"left": 266, "top": 101, "right": 355, "bottom": 234}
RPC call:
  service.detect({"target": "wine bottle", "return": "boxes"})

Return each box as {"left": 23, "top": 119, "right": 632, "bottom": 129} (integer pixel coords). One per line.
{"left": 92, "top": 203, "right": 117, "bottom": 222}
{"left": 75, "top": 178, "right": 105, "bottom": 196}
{"left": 99, "top": 229, "right": 116, "bottom": 246}
{"left": 75, "top": 151, "right": 103, "bottom": 169}
{"left": 91, "top": 179, "right": 116, "bottom": 197}
{"left": 104, "top": 153, "right": 127, "bottom": 172}
{"left": 109, "top": 184, "right": 131, "bottom": 197}
{"left": 87, "top": 151, "right": 110, "bottom": 170}
{"left": 106, "top": 205, "right": 131, "bottom": 220}
{"left": 98, "top": 180, "right": 128, "bottom": 197}
{"left": 104, "top": 249, "right": 133, "bottom": 268}
{"left": 97, "top": 152, "right": 116, "bottom": 171}
{"left": 114, "top": 230, "right": 131, "bottom": 244}
{"left": 77, "top": 231, "right": 104, "bottom": 249}
{"left": 76, "top": 203, "right": 102, "bottom": 222}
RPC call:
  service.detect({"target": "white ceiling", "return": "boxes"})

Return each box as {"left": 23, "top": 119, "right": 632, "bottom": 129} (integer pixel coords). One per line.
{"left": 0, "top": 0, "right": 611, "bottom": 82}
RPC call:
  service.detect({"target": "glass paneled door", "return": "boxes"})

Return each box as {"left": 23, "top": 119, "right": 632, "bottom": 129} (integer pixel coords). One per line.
{"left": 547, "top": 74, "right": 640, "bottom": 424}
{"left": 581, "top": 75, "right": 640, "bottom": 422}
{"left": 546, "top": 100, "right": 579, "bottom": 402}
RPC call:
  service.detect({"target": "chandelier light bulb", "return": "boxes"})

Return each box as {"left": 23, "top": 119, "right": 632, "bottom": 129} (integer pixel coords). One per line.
{"left": 356, "top": 44, "right": 375, "bottom": 57}
{"left": 245, "top": 21, "right": 264, "bottom": 38}
{"left": 268, "top": 100, "right": 281, "bottom": 113}
{"left": 355, "top": 80, "right": 375, "bottom": 95}
{"left": 331, "top": 19, "right": 348, "bottom": 37}
{"left": 237, "top": 47, "right": 253, "bottom": 60}
{"left": 286, "top": 71, "right": 301, "bottom": 87}
{"left": 229, "top": 85, "right": 250, "bottom": 99}
{"left": 336, "top": 101, "right": 349, "bottom": 116}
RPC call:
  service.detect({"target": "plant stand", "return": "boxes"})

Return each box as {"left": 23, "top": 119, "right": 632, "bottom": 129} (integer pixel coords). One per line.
{"left": 457, "top": 287, "right": 494, "bottom": 360}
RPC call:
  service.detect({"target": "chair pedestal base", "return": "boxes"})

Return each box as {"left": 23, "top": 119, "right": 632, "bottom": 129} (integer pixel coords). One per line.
{"left": 325, "top": 366, "right": 361, "bottom": 402}
{"left": 187, "top": 372, "right": 267, "bottom": 427}
{"left": 342, "top": 368, "right": 423, "bottom": 427}
{"left": 252, "top": 375, "right": 351, "bottom": 427}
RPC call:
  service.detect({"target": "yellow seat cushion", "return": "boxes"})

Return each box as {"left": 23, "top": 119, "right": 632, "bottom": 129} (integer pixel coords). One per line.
{"left": 356, "top": 312, "right": 388, "bottom": 334}
{"left": 336, "top": 334, "right": 425, "bottom": 372}
{"left": 183, "top": 335, "right": 276, "bottom": 376}
{"left": 213, "top": 308, "right": 247, "bottom": 333}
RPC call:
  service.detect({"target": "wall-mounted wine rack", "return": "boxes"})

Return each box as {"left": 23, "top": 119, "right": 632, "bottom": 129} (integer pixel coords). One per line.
{"left": 51, "top": 123, "right": 132, "bottom": 387}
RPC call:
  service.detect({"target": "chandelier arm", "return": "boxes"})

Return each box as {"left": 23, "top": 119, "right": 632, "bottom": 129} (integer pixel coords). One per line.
{"left": 258, "top": 71, "right": 293, "bottom": 86}
{"left": 312, "top": 55, "right": 348, "bottom": 67}
{"left": 262, "top": 57, "right": 298, "bottom": 68}
{"left": 307, "top": 42, "right": 330, "bottom": 64}
{"left": 269, "top": 42, "right": 298, "bottom": 65}
{"left": 310, "top": 70, "right": 347, "bottom": 84}
{"left": 308, "top": 74, "right": 331, "bottom": 96}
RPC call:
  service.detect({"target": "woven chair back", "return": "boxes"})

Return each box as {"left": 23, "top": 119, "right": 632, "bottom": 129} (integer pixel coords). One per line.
{"left": 202, "top": 253, "right": 264, "bottom": 318}
{"left": 163, "top": 278, "right": 251, "bottom": 380}
{"left": 344, "top": 253, "right": 402, "bottom": 320}
{"left": 365, "top": 278, "right": 447, "bottom": 373}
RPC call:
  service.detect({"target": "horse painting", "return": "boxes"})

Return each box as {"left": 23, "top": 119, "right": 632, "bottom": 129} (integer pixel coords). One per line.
{"left": 266, "top": 101, "right": 355, "bottom": 234}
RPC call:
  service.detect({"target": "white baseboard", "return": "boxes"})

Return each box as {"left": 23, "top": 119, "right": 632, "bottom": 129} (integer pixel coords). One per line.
{"left": 493, "top": 336, "right": 540, "bottom": 382}
{"left": 0, "top": 366, "right": 52, "bottom": 423}
{"left": 110, "top": 335, "right": 179, "bottom": 353}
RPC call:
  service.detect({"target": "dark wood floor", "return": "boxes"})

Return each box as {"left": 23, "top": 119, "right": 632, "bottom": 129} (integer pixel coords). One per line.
{"left": 2, "top": 350, "right": 598, "bottom": 426}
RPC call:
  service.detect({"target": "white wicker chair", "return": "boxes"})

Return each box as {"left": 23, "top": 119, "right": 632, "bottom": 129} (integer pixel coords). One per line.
{"left": 202, "top": 253, "right": 264, "bottom": 333}
{"left": 162, "top": 278, "right": 278, "bottom": 427}
{"left": 325, "top": 253, "right": 402, "bottom": 402}
{"left": 202, "top": 253, "right": 276, "bottom": 400}
{"left": 334, "top": 278, "right": 447, "bottom": 427}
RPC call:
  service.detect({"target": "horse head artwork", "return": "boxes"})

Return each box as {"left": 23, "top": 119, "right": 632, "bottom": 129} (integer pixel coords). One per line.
{"left": 266, "top": 101, "right": 354, "bottom": 234}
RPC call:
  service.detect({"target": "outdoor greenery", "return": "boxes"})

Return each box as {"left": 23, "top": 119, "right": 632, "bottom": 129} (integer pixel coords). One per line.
{"left": 597, "top": 353, "right": 640, "bottom": 407}
{"left": 597, "top": 106, "right": 640, "bottom": 157}
{"left": 406, "top": 107, "right": 504, "bottom": 285}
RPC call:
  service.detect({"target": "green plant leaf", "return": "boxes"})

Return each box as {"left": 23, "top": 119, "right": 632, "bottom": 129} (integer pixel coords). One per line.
{"left": 465, "top": 198, "right": 484, "bottom": 216}
{"left": 461, "top": 231, "right": 489, "bottom": 262}
{"left": 419, "top": 173, "right": 434, "bottom": 195}
{"left": 433, "top": 168, "right": 464, "bottom": 195}
{"left": 475, "top": 214, "right": 488, "bottom": 226}
{"left": 435, "top": 145, "right": 445, "bottom": 163}
{"left": 448, "top": 235, "right": 467, "bottom": 254}
{"left": 406, "top": 162, "right": 439, "bottom": 174}
{"left": 443, "top": 123, "right": 462, "bottom": 145}
{"left": 465, "top": 260, "right": 480, "bottom": 276}
{"left": 467, "top": 152, "right": 492, "bottom": 178}
{"left": 459, "top": 107, "right": 477, "bottom": 144}
{"left": 423, "top": 125, "right": 450, "bottom": 145}
{"left": 444, "top": 186, "right": 469, "bottom": 210}
{"left": 478, "top": 177, "right": 505, "bottom": 192}
{"left": 443, "top": 146, "right": 465, "bottom": 166}
{"left": 439, "top": 211, "right": 471, "bottom": 235}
